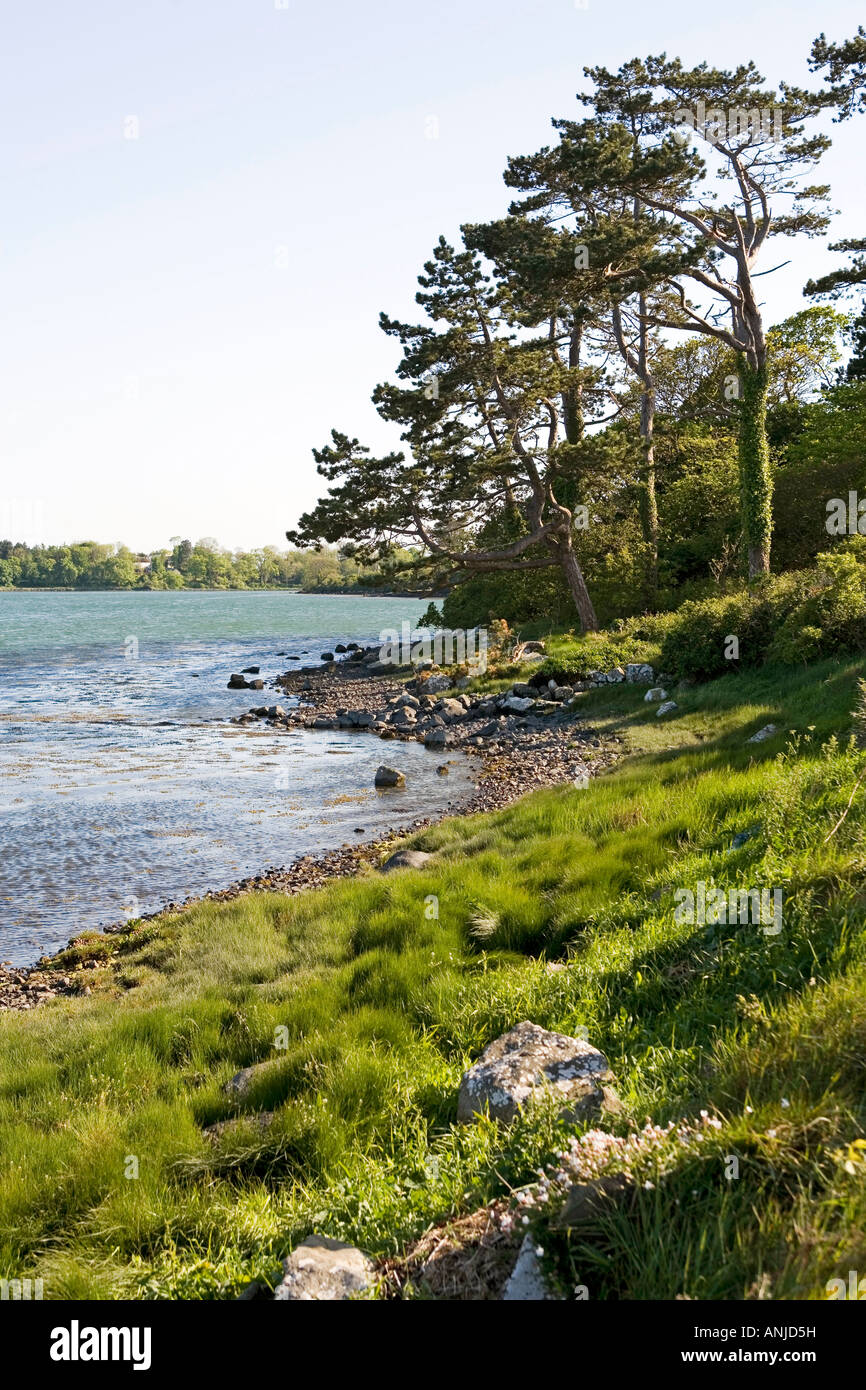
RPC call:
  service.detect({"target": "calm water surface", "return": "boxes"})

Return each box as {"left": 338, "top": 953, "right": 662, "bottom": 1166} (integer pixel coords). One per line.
{"left": 0, "top": 592, "right": 472, "bottom": 965}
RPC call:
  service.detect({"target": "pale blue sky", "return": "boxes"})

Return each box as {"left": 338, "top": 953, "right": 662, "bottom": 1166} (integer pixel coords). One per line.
{"left": 2, "top": 0, "right": 864, "bottom": 551}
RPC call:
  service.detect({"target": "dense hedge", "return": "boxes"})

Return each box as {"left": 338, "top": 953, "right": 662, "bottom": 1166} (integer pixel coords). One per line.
{"left": 659, "top": 540, "right": 866, "bottom": 681}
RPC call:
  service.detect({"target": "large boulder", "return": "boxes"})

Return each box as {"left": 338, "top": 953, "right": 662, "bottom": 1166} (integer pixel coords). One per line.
{"left": 457, "top": 1021, "right": 617, "bottom": 1125}
{"left": 381, "top": 849, "right": 433, "bottom": 873}
{"left": 374, "top": 765, "right": 405, "bottom": 787}
{"left": 274, "top": 1236, "right": 375, "bottom": 1301}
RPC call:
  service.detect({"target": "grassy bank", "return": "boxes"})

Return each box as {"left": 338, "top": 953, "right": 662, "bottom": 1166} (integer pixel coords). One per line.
{"left": 2, "top": 655, "right": 865, "bottom": 1299}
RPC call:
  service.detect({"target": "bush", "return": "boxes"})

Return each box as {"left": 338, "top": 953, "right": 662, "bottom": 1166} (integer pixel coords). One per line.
{"left": 659, "top": 541, "right": 866, "bottom": 681}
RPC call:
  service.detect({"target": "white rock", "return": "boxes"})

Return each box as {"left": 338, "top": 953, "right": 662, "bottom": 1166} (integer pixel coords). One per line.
{"left": 747, "top": 723, "right": 778, "bottom": 744}
{"left": 502, "top": 1233, "right": 562, "bottom": 1301}
{"left": 644, "top": 687, "right": 667, "bottom": 702}
{"left": 274, "top": 1236, "right": 374, "bottom": 1301}
{"left": 656, "top": 701, "right": 678, "bottom": 717}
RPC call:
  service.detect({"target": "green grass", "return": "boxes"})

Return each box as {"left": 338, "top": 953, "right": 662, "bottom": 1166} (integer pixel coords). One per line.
{"left": 2, "top": 656, "right": 865, "bottom": 1299}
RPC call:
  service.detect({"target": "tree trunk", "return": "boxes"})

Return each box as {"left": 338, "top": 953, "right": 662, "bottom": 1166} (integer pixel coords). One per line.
{"left": 562, "top": 321, "right": 584, "bottom": 444}
{"left": 637, "top": 296, "right": 658, "bottom": 606}
{"left": 555, "top": 539, "right": 599, "bottom": 632}
{"left": 738, "top": 361, "right": 772, "bottom": 577}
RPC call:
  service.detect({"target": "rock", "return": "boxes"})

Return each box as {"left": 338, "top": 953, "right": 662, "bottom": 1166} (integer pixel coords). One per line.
{"left": 389, "top": 706, "right": 417, "bottom": 726}
{"left": 312, "top": 717, "right": 336, "bottom": 730}
{"left": 644, "top": 687, "right": 667, "bottom": 702}
{"left": 266, "top": 705, "right": 287, "bottom": 720}
{"left": 274, "top": 1236, "right": 375, "bottom": 1301}
{"left": 656, "top": 701, "right": 678, "bottom": 716}
{"left": 553, "top": 1173, "right": 635, "bottom": 1229}
{"left": 366, "top": 660, "right": 394, "bottom": 676}
{"left": 424, "top": 728, "right": 448, "bottom": 749}
{"left": 334, "top": 644, "right": 347, "bottom": 653}
{"left": 223, "top": 1061, "right": 276, "bottom": 1098}
{"left": 227, "top": 674, "right": 250, "bottom": 689}
{"left": 345, "top": 642, "right": 360, "bottom": 651}
{"left": 625, "top": 663, "right": 654, "bottom": 684}
{"left": 436, "top": 763, "right": 449, "bottom": 775}
{"left": 348, "top": 710, "right": 374, "bottom": 728}
{"left": 241, "top": 666, "right": 260, "bottom": 674}
{"left": 512, "top": 682, "right": 537, "bottom": 698}
{"left": 501, "top": 1233, "right": 561, "bottom": 1302}
{"left": 381, "top": 849, "right": 433, "bottom": 873}
{"left": 203, "top": 1111, "right": 275, "bottom": 1142}
{"left": 424, "top": 674, "right": 452, "bottom": 694}
{"left": 438, "top": 698, "right": 465, "bottom": 721}
{"left": 374, "top": 765, "right": 405, "bottom": 788}
{"left": 748, "top": 723, "right": 778, "bottom": 744}
{"left": 513, "top": 640, "right": 546, "bottom": 660}
{"left": 321, "top": 652, "right": 334, "bottom": 662}
{"left": 731, "top": 823, "right": 762, "bottom": 850}
{"left": 502, "top": 696, "right": 536, "bottom": 714}
{"left": 607, "top": 666, "right": 626, "bottom": 683}
{"left": 550, "top": 686, "right": 574, "bottom": 702}
{"left": 456, "top": 1020, "right": 616, "bottom": 1125}
{"left": 249, "top": 679, "right": 264, "bottom": 690}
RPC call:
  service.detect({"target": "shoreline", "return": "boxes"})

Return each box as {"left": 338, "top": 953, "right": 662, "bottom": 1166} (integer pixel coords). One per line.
{"left": 0, "top": 652, "right": 620, "bottom": 1012}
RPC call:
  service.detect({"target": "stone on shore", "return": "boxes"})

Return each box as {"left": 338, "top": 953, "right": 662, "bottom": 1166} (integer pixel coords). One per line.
{"left": 274, "top": 1236, "right": 375, "bottom": 1301}
{"left": 227, "top": 673, "right": 250, "bottom": 689}
{"left": 381, "top": 849, "right": 433, "bottom": 873}
{"left": 374, "top": 765, "right": 405, "bottom": 788}
{"left": 456, "top": 1020, "right": 617, "bottom": 1125}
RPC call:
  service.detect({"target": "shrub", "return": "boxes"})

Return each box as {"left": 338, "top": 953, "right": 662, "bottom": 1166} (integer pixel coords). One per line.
{"left": 659, "top": 541, "right": 866, "bottom": 680}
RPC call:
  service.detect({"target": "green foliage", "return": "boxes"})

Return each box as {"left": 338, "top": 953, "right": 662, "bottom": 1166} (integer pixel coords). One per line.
{"left": 0, "top": 538, "right": 388, "bottom": 592}
{"left": 658, "top": 542, "right": 866, "bottom": 679}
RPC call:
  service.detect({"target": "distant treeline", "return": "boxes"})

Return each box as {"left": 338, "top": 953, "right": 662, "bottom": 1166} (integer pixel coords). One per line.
{"left": 0, "top": 538, "right": 415, "bottom": 592}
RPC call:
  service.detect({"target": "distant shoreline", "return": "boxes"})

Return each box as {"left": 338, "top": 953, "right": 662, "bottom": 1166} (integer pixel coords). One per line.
{"left": 1, "top": 586, "right": 443, "bottom": 598}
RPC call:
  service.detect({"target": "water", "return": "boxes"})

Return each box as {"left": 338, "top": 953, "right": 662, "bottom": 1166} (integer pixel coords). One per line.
{"left": 0, "top": 591, "right": 472, "bottom": 966}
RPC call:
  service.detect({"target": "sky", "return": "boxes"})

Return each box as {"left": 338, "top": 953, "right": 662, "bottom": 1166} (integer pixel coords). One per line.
{"left": 1, "top": 0, "right": 864, "bottom": 552}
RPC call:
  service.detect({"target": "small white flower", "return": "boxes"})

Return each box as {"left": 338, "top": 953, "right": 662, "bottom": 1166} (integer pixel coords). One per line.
{"left": 781, "top": 1098, "right": 790, "bottom": 1109}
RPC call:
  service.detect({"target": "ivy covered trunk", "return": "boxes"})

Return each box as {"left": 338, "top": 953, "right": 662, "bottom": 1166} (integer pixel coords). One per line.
{"left": 738, "top": 361, "right": 773, "bottom": 577}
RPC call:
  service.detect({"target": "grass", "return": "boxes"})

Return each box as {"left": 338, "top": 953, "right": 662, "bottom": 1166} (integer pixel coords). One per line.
{"left": 1, "top": 655, "right": 865, "bottom": 1299}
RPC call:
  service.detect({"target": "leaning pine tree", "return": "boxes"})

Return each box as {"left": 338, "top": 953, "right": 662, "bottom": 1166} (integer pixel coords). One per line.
{"left": 516, "top": 57, "right": 833, "bottom": 577}
{"left": 287, "top": 237, "right": 601, "bottom": 631}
